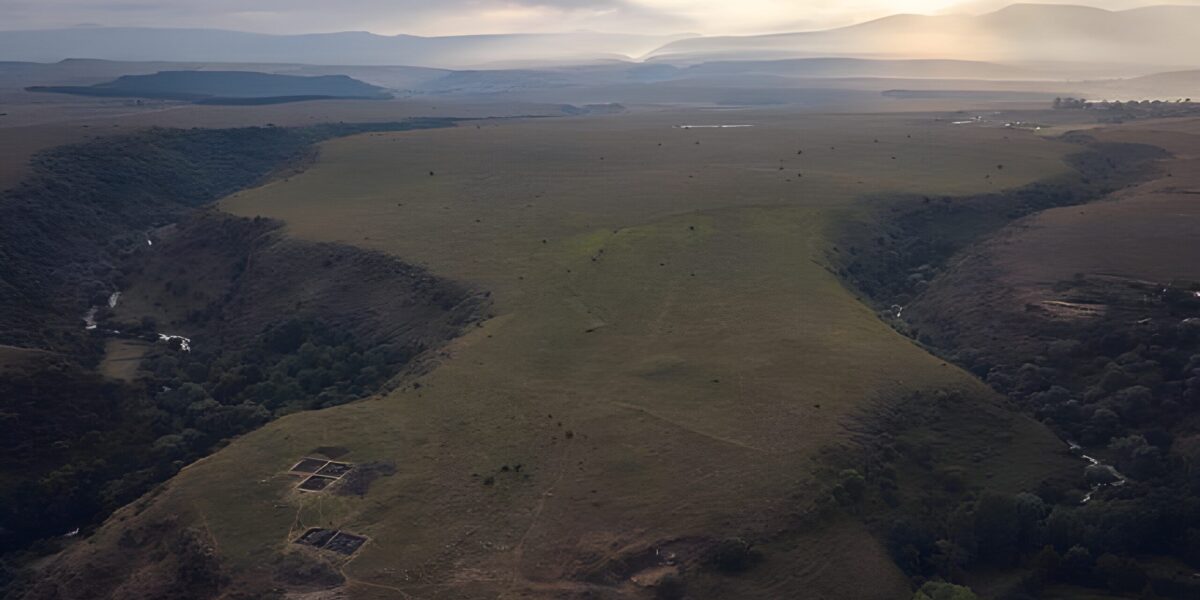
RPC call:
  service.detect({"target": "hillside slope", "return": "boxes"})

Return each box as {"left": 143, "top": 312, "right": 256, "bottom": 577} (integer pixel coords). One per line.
{"left": 28, "top": 70, "right": 392, "bottom": 102}
{"left": 0, "top": 122, "right": 487, "bottom": 563}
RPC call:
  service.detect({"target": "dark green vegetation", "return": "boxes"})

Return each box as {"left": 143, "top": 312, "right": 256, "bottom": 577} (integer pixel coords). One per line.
{"left": 835, "top": 135, "right": 1168, "bottom": 310}
{"left": 0, "top": 119, "right": 454, "bottom": 350}
{"left": 0, "top": 122, "right": 484, "bottom": 587}
{"left": 830, "top": 387, "right": 1197, "bottom": 598}
{"left": 836, "top": 135, "right": 1200, "bottom": 597}
{"left": 1, "top": 320, "right": 395, "bottom": 553}
{"left": 1053, "top": 97, "right": 1200, "bottom": 123}
{"left": 27, "top": 70, "right": 391, "bottom": 104}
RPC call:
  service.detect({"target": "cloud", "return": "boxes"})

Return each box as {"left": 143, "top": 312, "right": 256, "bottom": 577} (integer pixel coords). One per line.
{"left": 947, "top": 0, "right": 1200, "bottom": 14}
{"left": 2, "top": 0, "right": 693, "bottom": 34}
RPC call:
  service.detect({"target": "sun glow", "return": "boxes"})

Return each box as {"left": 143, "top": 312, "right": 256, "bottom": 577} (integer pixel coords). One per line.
{"left": 628, "top": 0, "right": 970, "bottom": 34}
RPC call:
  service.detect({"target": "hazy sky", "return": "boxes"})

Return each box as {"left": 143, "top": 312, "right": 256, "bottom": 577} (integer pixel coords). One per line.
{"left": 4, "top": 0, "right": 1200, "bottom": 35}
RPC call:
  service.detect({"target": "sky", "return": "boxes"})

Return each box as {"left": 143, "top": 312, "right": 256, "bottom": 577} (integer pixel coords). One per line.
{"left": 4, "top": 0, "right": 1200, "bottom": 36}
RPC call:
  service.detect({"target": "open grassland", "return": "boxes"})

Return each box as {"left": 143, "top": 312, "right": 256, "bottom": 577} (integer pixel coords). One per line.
{"left": 97, "top": 339, "right": 153, "bottom": 382}
{"left": 57, "top": 110, "right": 1080, "bottom": 598}
{"left": 0, "top": 92, "right": 561, "bottom": 192}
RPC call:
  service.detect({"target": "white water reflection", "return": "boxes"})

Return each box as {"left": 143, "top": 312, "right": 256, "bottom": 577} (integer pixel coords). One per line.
{"left": 83, "top": 292, "right": 121, "bottom": 330}
{"left": 1069, "top": 440, "right": 1127, "bottom": 504}
{"left": 84, "top": 290, "right": 193, "bottom": 352}
{"left": 83, "top": 307, "right": 98, "bottom": 330}
{"left": 158, "top": 334, "right": 192, "bottom": 352}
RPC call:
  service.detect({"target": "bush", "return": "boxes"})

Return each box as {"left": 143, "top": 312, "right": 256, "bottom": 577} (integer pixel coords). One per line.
{"left": 707, "top": 538, "right": 761, "bottom": 574}
{"left": 655, "top": 573, "right": 686, "bottom": 600}
{"left": 913, "top": 581, "right": 979, "bottom": 600}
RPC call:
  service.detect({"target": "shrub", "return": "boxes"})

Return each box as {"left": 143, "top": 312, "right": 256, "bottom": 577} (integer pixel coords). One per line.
{"left": 707, "top": 538, "right": 761, "bottom": 574}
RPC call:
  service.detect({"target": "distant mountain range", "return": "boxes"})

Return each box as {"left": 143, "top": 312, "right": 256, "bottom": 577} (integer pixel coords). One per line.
{"left": 648, "top": 4, "right": 1200, "bottom": 70}
{"left": 0, "top": 27, "right": 694, "bottom": 69}
{"left": 0, "top": 58, "right": 449, "bottom": 90}
{"left": 0, "top": 4, "right": 1197, "bottom": 78}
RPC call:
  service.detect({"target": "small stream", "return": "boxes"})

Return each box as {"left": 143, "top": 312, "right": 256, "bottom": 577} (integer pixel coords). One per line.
{"left": 82, "top": 306, "right": 99, "bottom": 331}
{"left": 81, "top": 288, "right": 192, "bottom": 352}
{"left": 1068, "top": 441, "right": 1127, "bottom": 504}
{"left": 157, "top": 334, "right": 192, "bottom": 352}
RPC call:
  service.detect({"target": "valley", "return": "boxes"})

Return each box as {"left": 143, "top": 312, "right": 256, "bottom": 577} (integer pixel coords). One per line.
{"left": 3, "top": 3, "right": 1200, "bottom": 598}
{"left": 11, "top": 106, "right": 1107, "bottom": 598}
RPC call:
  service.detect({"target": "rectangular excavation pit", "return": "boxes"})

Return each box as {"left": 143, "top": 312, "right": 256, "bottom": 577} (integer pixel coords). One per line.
{"left": 290, "top": 458, "right": 330, "bottom": 474}
{"left": 297, "top": 475, "right": 338, "bottom": 492}
{"left": 290, "top": 457, "right": 355, "bottom": 492}
{"left": 294, "top": 527, "right": 338, "bottom": 548}
{"left": 324, "top": 532, "right": 368, "bottom": 555}
{"left": 315, "top": 461, "right": 353, "bottom": 477}
{"left": 292, "top": 527, "right": 368, "bottom": 556}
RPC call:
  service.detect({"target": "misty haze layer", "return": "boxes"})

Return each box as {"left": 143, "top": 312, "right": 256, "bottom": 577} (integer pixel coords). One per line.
{"left": 2, "top": 5, "right": 1199, "bottom": 72}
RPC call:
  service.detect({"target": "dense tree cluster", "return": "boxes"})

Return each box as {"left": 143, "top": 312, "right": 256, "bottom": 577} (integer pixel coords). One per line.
{"left": 0, "top": 319, "right": 401, "bottom": 569}
{"left": 1052, "top": 97, "right": 1091, "bottom": 110}
{"left": 826, "top": 388, "right": 1200, "bottom": 598}
{"left": 835, "top": 140, "right": 1167, "bottom": 309}
{"left": 1052, "top": 97, "right": 1200, "bottom": 123}
{"left": 835, "top": 131, "right": 1200, "bottom": 595}
{"left": 1, "top": 121, "right": 462, "bottom": 586}
{"left": 0, "top": 120, "right": 455, "bottom": 349}
{"left": 835, "top": 137, "right": 1200, "bottom": 596}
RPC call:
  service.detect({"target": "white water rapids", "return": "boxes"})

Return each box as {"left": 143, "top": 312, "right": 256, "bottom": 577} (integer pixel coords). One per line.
{"left": 157, "top": 334, "right": 192, "bottom": 352}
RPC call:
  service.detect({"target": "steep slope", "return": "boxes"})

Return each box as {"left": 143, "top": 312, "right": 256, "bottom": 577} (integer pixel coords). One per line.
{"left": 0, "top": 122, "right": 497, "bottom": 590}
{"left": 28, "top": 71, "right": 392, "bottom": 102}
{"left": 0, "top": 121, "right": 454, "bottom": 351}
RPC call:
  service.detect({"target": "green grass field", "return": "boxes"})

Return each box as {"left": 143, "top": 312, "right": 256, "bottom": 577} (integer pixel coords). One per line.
{"left": 70, "top": 109, "right": 1081, "bottom": 599}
